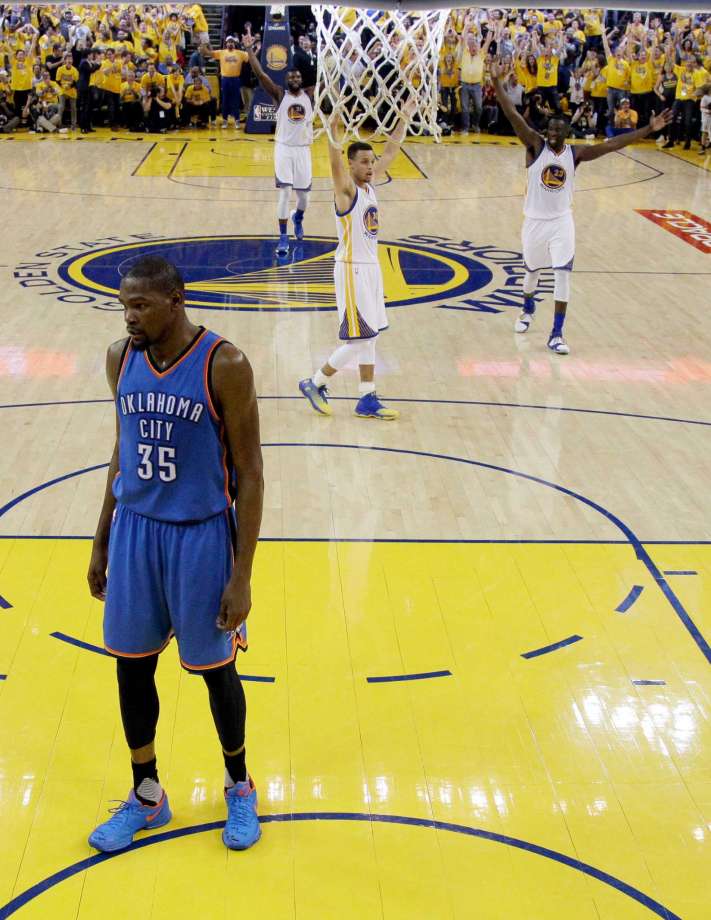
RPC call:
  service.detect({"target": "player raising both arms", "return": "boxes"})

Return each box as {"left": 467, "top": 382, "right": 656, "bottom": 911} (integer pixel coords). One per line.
{"left": 243, "top": 32, "right": 314, "bottom": 256}
{"left": 491, "top": 58, "right": 672, "bottom": 355}
{"left": 299, "top": 100, "right": 415, "bottom": 420}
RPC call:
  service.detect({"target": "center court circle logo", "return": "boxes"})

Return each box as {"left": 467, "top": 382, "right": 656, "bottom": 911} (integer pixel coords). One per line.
{"left": 55, "top": 235, "right": 495, "bottom": 312}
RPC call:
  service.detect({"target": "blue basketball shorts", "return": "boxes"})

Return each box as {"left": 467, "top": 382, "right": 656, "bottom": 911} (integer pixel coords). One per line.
{"left": 104, "top": 504, "right": 247, "bottom": 671}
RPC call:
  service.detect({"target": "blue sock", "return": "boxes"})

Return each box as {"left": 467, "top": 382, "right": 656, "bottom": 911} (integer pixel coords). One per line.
{"left": 523, "top": 293, "right": 536, "bottom": 314}
{"left": 278, "top": 220, "right": 287, "bottom": 235}
{"left": 294, "top": 209, "right": 304, "bottom": 221}
{"left": 551, "top": 311, "right": 566, "bottom": 337}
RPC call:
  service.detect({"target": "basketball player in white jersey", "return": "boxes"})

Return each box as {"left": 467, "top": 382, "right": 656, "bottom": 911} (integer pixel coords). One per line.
{"left": 491, "top": 59, "right": 671, "bottom": 354}
{"left": 299, "top": 102, "right": 415, "bottom": 420}
{"left": 244, "top": 34, "right": 314, "bottom": 255}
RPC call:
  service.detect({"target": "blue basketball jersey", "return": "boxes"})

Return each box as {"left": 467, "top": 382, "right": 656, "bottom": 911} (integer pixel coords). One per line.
{"left": 113, "top": 328, "right": 236, "bottom": 523}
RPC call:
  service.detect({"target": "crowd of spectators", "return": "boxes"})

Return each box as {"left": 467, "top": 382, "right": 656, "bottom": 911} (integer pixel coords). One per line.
{"left": 436, "top": 9, "right": 710, "bottom": 152}
{"left": 0, "top": 3, "right": 262, "bottom": 133}
{"left": 0, "top": 5, "right": 709, "bottom": 155}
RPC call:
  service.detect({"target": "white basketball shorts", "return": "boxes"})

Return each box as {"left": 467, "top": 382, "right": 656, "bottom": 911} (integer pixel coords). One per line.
{"left": 522, "top": 212, "right": 575, "bottom": 272}
{"left": 334, "top": 261, "right": 388, "bottom": 341}
{"left": 274, "top": 142, "right": 312, "bottom": 191}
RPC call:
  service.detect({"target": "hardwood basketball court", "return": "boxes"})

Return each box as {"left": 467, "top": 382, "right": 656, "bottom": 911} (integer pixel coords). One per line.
{"left": 0, "top": 126, "right": 710, "bottom": 919}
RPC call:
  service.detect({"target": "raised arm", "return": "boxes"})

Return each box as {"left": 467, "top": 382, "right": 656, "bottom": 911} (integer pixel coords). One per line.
{"left": 575, "top": 108, "right": 672, "bottom": 162}
{"left": 373, "top": 96, "right": 416, "bottom": 181}
{"left": 481, "top": 20, "right": 496, "bottom": 56}
{"left": 491, "top": 58, "right": 543, "bottom": 154}
{"left": 327, "top": 113, "right": 356, "bottom": 213}
{"left": 601, "top": 28, "right": 613, "bottom": 62}
{"left": 243, "top": 32, "right": 282, "bottom": 102}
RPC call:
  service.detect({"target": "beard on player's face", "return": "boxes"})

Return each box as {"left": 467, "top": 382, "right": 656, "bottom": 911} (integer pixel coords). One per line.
{"left": 286, "top": 71, "right": 302, "bottom": 92}
{"left": 546, "top": 120, "right": 567, "bottom": 149}
{"left": 121, "top": 281, "right": 184, "bottom": 350}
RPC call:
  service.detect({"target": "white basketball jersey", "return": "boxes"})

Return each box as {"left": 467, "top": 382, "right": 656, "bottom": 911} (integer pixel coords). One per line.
{"left": 524, "top": 143, "right": 576, "bottom": 219}
{"left": 334, "top": 183, "right": 379, "bottom": 264}
{"left": 275, "top": 91, "right": 313, "bottom": 146}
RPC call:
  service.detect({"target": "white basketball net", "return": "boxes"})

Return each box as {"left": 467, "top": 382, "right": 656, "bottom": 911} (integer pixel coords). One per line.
{"left": 313, "top": 6, "right": 449, "bottom": 141}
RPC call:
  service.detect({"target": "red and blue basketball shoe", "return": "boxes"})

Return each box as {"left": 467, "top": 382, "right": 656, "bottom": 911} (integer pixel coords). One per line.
{"left": 88, "top": 790, "right": 172, "bottom": 852}
{"left": 223, "top": 777, "right": 261, "bottom": 850}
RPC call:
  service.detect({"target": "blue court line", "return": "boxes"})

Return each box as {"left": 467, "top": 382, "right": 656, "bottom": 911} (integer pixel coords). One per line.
{"left": 632, "top": 680, "right": 667, "bottom": 686}
{"left": 2, "top": 444, "right": 710, "bottom": 666}
{"left": 367, "top": 669, "right": 452, "bottom": 683}
{"left": 267, "top": 443, "right": 711, "bottom": 665}
{"left": 1, "top": 395, "right": 711, "bottom": 430}
{"left": 186, "top": 671, "right": 275, "bottom": 683}
{"left": 0, "top": 463, "right": 108, "bottom": 521}
{"left": 0, "top": 811, "right": 682, "bottom": 920}
{"left": 663, "top": 570, "right": 697, "bottom": 576}
{"left": 435, "top": 303, "right": 499, "bottom": 313}
{"left": 615, "top": 585, "right": 644, "bottom": 613}
{"left": 0, "top": 535, "right": 630, "bottom": 543}
{"left": 0, "top": 398, "right": 113, "bottom": 410}
{"left": 50, "top": 631, "right": 110, "bottom": 657}
{"left": 521, "top": 635, "right": 583, "bottom": 659}
{"left": 0, "top": 595, "right": 11, "bottom": 609}
{"left": 2, "top": 535, "right": 711, "bottom": 546}
{"left": 50, "top": 631, "right": 276, "bottom": 682}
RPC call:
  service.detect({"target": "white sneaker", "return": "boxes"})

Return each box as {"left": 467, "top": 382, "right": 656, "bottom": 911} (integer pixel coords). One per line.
{"left": 221, "top": 120, "right": 228, "bottom": 129}
{"left": 547, "top": 335, "right": 570, "bottom": 355}
{"left": 58, "top": 127, "right": 68, "bottom": 134}
{"left": 515, "top": 310, "right": 535, "bottom": 334}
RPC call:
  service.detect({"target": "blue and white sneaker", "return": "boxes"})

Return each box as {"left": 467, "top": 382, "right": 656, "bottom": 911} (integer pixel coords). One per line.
{"left": 515, "top": 296, "right": 536, "bottom": 333}
{"left": 354, "top": 392, "right": 399, "bottom": 420}
{"left": 223, "top": 777, "right": 261, "bottom": 850}
{"left": 299, "top": 377, "right": 332, "bottom": 416}
{"left": 290, "top": 210, "right": 304, "bottom": 240}
{"left": 88, "top": 790, "right": 172, "bottom": 852}
{"left": 547, "top": 335, "right": 570, "bottom": 355}
{"left": 276, "top": 233, "right": 289, "bottom": 256}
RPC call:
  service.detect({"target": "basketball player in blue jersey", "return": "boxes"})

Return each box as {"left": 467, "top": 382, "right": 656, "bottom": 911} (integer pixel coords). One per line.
{"left": 491, "top": 59, "right": 671, "bottom": 355}
{"left": 86, "top": 256, "right": 264, "bottom": 853}
{"left": 298, "top": 101, "right": 415, "bottom": 420}
{"left": 244, "top": 33, "right": 314, "bottom": 255}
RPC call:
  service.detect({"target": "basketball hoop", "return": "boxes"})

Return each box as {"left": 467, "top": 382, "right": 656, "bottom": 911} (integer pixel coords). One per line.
{"left": 313, "top": 6, "right": 449, "bottom": 141}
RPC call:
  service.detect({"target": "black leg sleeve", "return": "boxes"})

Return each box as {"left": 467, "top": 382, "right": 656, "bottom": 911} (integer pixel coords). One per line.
{"left": 116, "top": 654, "right": 160, "bottom": 750}
{"left": 202, "top": 662, "right": 246, "bottom": 752}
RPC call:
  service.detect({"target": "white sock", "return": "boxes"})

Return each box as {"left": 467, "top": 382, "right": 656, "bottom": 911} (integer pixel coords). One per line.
{"left": 313, "top": 370, "right": 328, "bottom": 388}
{"left": 358, "top": 381, "right": 376, "bottom": 395}
{"left": 135, "top": 777, "right": 163, "bottom": 804}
